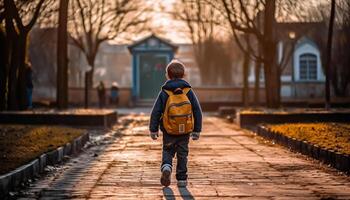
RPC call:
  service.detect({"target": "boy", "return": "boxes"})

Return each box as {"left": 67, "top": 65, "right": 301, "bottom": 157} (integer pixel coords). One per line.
{"left": 149, "top": 60, "right": 202, "bottom": 187}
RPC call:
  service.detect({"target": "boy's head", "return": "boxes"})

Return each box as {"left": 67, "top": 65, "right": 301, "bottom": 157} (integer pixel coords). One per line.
{"left": 166, "top": 60, "right": 185, "bottom": 80}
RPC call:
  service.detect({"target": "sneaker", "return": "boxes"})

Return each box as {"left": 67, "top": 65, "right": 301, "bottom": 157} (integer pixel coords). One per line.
{"left": 160, "top": 166, "right": 171, "bottom": 187}
{"left": 177, "top": 180, "right": 187, "bottom": 187}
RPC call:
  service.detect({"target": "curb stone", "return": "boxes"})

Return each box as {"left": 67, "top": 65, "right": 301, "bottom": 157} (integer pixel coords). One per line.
{"left": 312, "top": 145, "right": 320, "bottom": 160}
{"left": 319, "top": 148, "right": 328, "bottom": 163}
{"left": 57, "top": 147, "right": 64, "bottom": 163}
{"left": 64, "top": 143, "right": 72, "bottom": 156}
{"left": 0, "top": 132, "right": 89, "bottom": 197}
{"left": 0, "top": 173, "right": 11, "bottom": 196}
{"left": 31, "top": 159, "right": 40, "bottom": 177}
{"left": 327, "top": 150, "right": 336, "bottom": 167}
{"left": 306, "top": 143, "right": 313, "bottom": 157}
{"left": 256, "top": 126, "right": 350, "bottom": 174}
{"left": 335, "top": 153, "right": 348, "bottom": 171}
{"left": 301, "top": 141, "right": 308, "bottom": 155}
{"left": 74, "top": 136, "right": 82, "bottom": 154}
{"left": 47, "top": 149, "right": 59, "bottom": 166}
{"left": 39, "top": 154, "right": 47, "bottom": 174}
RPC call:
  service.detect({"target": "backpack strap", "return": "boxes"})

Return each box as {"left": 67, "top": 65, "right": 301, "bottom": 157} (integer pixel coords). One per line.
{"left": 163, "top": 88, "right": 191, "bottom": 96}
{"left": 183, "top": 88, "right": 191, "bottom": 94}
{"left": 163, "top": 89, "right": 173, "bottom": 96}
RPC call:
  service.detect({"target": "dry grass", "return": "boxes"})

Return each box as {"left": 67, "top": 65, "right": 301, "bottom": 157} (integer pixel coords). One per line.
{"left": 3, "top": 108, "right": 115, "bottom": 115}
{"left": 239, "top": 108, "right": 349, "bottom": 115}
{"left": 0, "top": 125, "right": 84, "bottom": 175}
{"left": 267, "top": 123, "right": 350, "bottom": 155}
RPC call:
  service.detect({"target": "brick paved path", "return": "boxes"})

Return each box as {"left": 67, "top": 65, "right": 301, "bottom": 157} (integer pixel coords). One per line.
{"left": 18, "top": 115, "right": 350, "bottom": 199}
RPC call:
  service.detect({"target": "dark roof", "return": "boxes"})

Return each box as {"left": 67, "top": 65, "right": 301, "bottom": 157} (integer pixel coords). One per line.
{"left": 275, "top": 21, "right": 327, "bottom": 41}
{"left": 128, "top": 34, "right": 178, "bottom": 51}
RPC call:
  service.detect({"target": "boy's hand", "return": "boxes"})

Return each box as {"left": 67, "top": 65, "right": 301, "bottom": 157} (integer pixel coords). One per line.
{"left": 150, "top": 131, "right": 159, "bottom": 140}
{"left": 191, "top": 132, "right": 200, "bottom": 140}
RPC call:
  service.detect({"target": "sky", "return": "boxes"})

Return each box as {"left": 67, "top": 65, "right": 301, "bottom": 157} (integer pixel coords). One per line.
{"left": 110, "top": 0, "right": 191, "bottom": 44}
{"left": 150, "top": 0, "right": 191, "bottom": 43}
{"left": 110, "top": 0, "right": 327, "bottom": 45}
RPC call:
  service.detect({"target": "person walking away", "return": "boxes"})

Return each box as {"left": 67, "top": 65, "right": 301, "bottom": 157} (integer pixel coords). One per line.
{"left": 110, "top": 82, "right": 119, "bottom": 106}
{"left": 149, "top": 59, "right": 202, "bottom": 187}
{"left": 25, "top": 63, "right": 34, "bottom": 109}
{"left": 97, "top": 81, "right": 106, "bottom": 108}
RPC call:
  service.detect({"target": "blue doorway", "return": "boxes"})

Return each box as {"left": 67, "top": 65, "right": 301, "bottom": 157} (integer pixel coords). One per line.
{"left": 138, "top": 53, "right": 168, "bottom": 99}
{"left": 128, "top": 34, "right": 178, "bottom": 103}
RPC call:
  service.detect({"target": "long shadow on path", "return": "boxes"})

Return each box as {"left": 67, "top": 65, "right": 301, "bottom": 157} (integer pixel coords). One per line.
{"left": 163, "top": 187, "right": 175, "bottom": 200}
{"left": 163, "top": 186, "right": 195, "bottom": 200}
{"left": 178, "top": 186, "right": 195, "bottom": 200}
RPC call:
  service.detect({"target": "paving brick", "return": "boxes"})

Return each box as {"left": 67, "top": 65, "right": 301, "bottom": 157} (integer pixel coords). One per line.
{"left": 14, "top": 115, "right": 350, "bottom": 199}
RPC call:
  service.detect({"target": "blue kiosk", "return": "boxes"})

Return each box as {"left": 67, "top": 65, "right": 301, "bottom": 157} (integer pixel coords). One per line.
{"left": 128, "top": 34, "right": 178, "bottom": 103}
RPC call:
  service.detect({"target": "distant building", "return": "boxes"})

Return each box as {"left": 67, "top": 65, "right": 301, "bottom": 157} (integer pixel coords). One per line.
{"left": 68, "top": 35, "right": 204, "bottom": 89}
{"left": 248, "top": 22, "right": 329, "bottom": 99}
{"left": 29, "top": 27, "right": 348, "bottom": 107}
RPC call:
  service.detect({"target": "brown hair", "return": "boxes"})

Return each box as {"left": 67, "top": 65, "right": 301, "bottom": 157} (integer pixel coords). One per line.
{"left": 166, "top": 60, "right": 185, "bottom": 79}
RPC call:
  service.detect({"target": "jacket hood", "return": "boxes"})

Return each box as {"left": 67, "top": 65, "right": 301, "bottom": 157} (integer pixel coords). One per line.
{"left": 161, "top": 79, "right": 191, "bottom": 91}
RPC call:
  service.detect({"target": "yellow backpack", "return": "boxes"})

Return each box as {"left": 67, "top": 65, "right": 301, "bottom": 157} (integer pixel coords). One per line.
{"left": 162, "top": 88, "right": 194, "bottom": 135}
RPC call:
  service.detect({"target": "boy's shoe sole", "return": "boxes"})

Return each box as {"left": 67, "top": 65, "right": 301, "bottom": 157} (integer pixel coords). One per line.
{"left": 160, "top": 169, "right": 171, "bottom": 187}
{"left": 177, "top": 180, "right": 187, "bottom": 187}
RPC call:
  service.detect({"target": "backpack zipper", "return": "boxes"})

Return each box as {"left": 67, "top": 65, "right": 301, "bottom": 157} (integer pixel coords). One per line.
{"left": 169, "top": 113, "right": 192, "bottom": 118}
{"left": 168, "top": 101, "right": 191, "bottom": 109}
{"left": 167, "top": 102, "right": 191, "bottom": 116}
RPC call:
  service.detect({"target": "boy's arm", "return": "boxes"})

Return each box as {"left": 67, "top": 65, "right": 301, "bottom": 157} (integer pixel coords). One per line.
{"left": 149, "top": 91, "right": 165, "bottom": 132}
{"left": 188, "top": 89, "right": 202, "bottom": 132}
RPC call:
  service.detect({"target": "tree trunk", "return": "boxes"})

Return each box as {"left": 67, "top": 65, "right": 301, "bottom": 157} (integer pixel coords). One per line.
{"left": 262, "top": 0, "right": 280, "bottom": 108}
{"left": 84, "top": 57, "right": 94, "bottom": 108}
{"left": 242, "top": 52, "right": 249, "bottom": 107}
{"left": 4, "top": 0, "right": 43, "bottom": 110}
{"left": 254, "top": 60, "right": 260, "bottom": 106}
{"left": 0, "top": 27, "right": 8, "bottom": 110}
{"left": 57, "top": 0, "right": 69, "bottom": 109}
{"left": 331, "top": 64, "right": 348, "bottom": 97}
{"left": 325, "top": 0, "right": 336, "bottom": 109}
{"left": 7, "top": 35, "right": 20, "bottom": 110}
{"left": 84, "top": 70, "right": 89, "bottom": 108}
{"left": 16, "top": 33, "right": 30, "bottom": 110}
{"left": 5, "top": 0, "right": 19, "bottom": 110}
{"left": 5, "top": 31, "right": 30, "bottom": 111}
{"left": 86, "top": 55, "right": 96, "bottom": 88}
{"left": 197, "top": 44, "right": 213, "bottom": 86}
{"left": 87, "top": 65, "right": 94, "bottom": 89}
{"left": 84, "top": 68, "right": 94, "bottom": 108}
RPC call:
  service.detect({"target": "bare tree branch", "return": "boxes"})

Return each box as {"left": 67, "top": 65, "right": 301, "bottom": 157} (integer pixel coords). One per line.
{"left": 69, "top": 0, "right": 149, "bottom": 85}
{"left": 26, "top": 0, "right": 45, "bottom": 31}
{"left": 172, "top": 0, "right": 235, "bottom": 85}
{"left": 8, "top": 0, "right": 25, "bottom": 30}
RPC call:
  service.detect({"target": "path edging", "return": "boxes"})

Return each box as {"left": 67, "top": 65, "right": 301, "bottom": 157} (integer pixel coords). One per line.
{"left": 239, "top": 112, "right": 350, "bottom": 129}
{"left": 0, "top": 132, "right": 90, "bottom": 197}
{"left": 256, "top": 126, "right": 350, "bottom": 174}
{"left": 0, "top": 111, "right": 118, "bottom": 128}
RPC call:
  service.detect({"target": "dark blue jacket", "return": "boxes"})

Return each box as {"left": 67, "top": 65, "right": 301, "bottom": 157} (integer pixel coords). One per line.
{"left": 149, "top": 79, "right": 202, "bottom": 134}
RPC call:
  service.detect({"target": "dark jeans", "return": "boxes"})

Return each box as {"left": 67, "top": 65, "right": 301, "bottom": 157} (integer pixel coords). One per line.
{"left": 161, "top": 133, "right": 190, "bottom": 181}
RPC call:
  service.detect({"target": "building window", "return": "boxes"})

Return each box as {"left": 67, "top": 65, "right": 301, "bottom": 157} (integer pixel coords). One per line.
{"left": 299, "top": 53, "right": 317, "bottom": 80}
